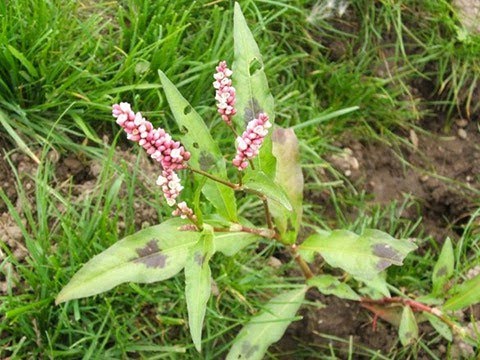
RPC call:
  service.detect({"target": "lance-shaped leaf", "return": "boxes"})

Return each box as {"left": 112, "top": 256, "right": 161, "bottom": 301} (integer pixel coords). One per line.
{"left": 270, "top": 127, "right": 304, "bottom": 244}
{"left": 399, "top": 306, "right": 418, "bottom": 346}
{"left": 243, "top": 171, "right": 292, "bottom": 211}
{"left": 299, "top": 229, "right": 417, "bottom": 280}
{"left": 233, "top": 2, "right": 276, "bottom": 178}
{"left": 308, "top": 275, "right": 360, "bottom": 301}
{"left": 424, "top": 312, "right": 453, "bottom": 341}
{"left": 227, "top": 286, "right": 306, "bottom": 360}
{"left": 432, "top": 237, "right": 454, "bottom": 295}
{"left": 56, "top": 218, "right": 200, "bottom": 304}
{"left": 185, "top": 225, "right": 215, "bottom": 352}
{"left": 158, "top": 70, "right": 237, "bottom": 221}
{"left": 443, "top": 274, "right": 480, "bottom": 311}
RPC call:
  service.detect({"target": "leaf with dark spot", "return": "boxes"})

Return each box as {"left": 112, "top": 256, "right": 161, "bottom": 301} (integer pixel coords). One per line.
{"left": 194, "top": 251, "right": 205, "bottom": 266}
{"left": 135, "top": 239, "right": 159, "bottom": 257}
{"left": 436, "top": 266, "right": 447, "bottom": 278}
{"left": 232, "top": 3, "right": 275, "bottom": 178}
{"left": 133, "top": 252, "right": 167, "bottom": 269}
{"left": 271, "top": 127, "right": 304, "bottom": 245}
{"left": 399, "top": 306, "right": 418, "bottom": 346}
{"left": 227, "top": 287, "right": 306, "bottom": 360}
{"left": 199, "top": 151, "right": 216, "bottom": 171}
{"left": 185, "top": 225, "right": 214, "bottom": 352}
{"left": 243, "top": 98, "right": 262, "bottom": 123}
{"left": 432, "top": 237, "right": 454, "bottom": 295}
{"left": 299, "top": 229, "right": 417, "bottom": 280}
{"left": 372, "top": 243, "right": 403, "bottom": 263}
{"left": 376, "top": 259, "right": 392, "bottom": 271}
{"left": 241, "top": 341, "right": 259, "bottom": 358}
{"left": 55, "top": 218, "right": 201, "bottom": 304}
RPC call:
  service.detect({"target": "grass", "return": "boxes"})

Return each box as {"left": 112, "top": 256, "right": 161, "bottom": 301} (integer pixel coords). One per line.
{"left": 1, "top": 0, "right": 480, "bottom": 358}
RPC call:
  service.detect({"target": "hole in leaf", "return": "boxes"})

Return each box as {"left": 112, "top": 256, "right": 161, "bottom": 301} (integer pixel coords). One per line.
{"left": 180, "top": 126, "right": 189, "bottom": 134}
{"left": 193, "top": 142, "right": 199, "bottom": 149}
{"left": 248, "top": 58, "right": 262, "bottom": 76}
{"left": 183, "top": 105, "right": 192, "bottom": 115}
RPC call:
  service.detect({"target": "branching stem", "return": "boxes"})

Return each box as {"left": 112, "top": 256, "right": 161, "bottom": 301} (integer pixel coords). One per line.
{"left": 361, "top": 296, "right": 459, "bottom": 332}
{"left": 290, "top": 244, "right": 314, "bottom": 280}
{"left": 188, "top": 166, "right": 240, "bottom": 189}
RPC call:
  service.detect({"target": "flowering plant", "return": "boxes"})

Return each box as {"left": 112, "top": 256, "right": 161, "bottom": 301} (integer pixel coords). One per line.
{"left": 56, "top": 3, "right": 480, "bottom": 357}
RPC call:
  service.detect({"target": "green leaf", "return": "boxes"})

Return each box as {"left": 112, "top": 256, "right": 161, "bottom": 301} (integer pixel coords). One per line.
{"left": 399, "top": 306, "right": 418, "bottom": 346}
{"left": 308, "top": 275, "right": 360, "bottom": 301}
{"left": 233, "top": 2, "right": 275, "bottom": 178}
{"left": 227, "top": 287, "right": 306, "bottom": 360}
{"left": 214, "top": 231, "right": 260, "bottom": 257}
{"left": 7, "top": 45, "right": 38, "bottom": 78}
{"left": 358, "top": 273, "right": 391, "bottom": 298}
{"left": 443, "top": 274, "right": 480, "bottom": 311}
{"left": 56, "top": 218, "right": 199, "bottom": 304}
{"left": 0, "top": 111, "right": 40, "bottom": 164}
{"left": 243, "top": 171, "right": 292, "bottom": 211}
{"left": 185, "top": 225, "right": 215, "bottom": 352}
{"left": 299, "top": 229, "right": 417, "bottom": 280}
{"left": 432, "top": 237, "right": 454, "bottom": 295}
{"left": 158, "top": 70, "right": 237, "bottom": 221}
{"left": 270, "top": 127, "right": 304, "bottom": 244}
{"left": 423, "top": 312, "right": 453, "bottom": 341}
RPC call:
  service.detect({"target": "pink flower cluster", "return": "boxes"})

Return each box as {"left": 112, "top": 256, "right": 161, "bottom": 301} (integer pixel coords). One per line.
{"left": 232, "top": 113, "right": 272, "bottom": 170}
{"left": 112, "top": 102, "right": 191, "bottom": 171}
{"left": 112, "top": 102, "right": 193, "bottom": 212}
{"left": 213, "top": 61, "right": 237, "bottom": 125}
{"left": 172, "top": 201, "right": 195, "bottom": 220}
{"left": 155, "top": 169, "right": 183, "bottom": 206}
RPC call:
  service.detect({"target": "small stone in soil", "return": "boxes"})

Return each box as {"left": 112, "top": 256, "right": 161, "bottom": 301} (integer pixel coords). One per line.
{"left": 457, "top": 128, "right": 467, "bottom": 139}
{"left": 455, "top": 118, "right": 469, "bottom": 128}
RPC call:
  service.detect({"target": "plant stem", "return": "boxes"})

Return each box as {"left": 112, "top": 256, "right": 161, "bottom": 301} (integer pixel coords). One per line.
{"left": 262, "top": 196, "right": 274, "bottom": 230}
{"left": 213, "top": 225, "right": 277, "bottom": 239}
{"left": 361, "top": 296, "right": 459, "bottom": 332}
{"left": 290, "top": 244, "right": 314, "bottom": 280}
{"left": 188, "top": 166, "right": 240, "bottom": 189}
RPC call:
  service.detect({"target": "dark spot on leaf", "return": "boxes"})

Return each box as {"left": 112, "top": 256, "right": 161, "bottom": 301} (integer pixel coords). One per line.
{"left": 376, "top": 259, "right": 391, "bottom": 271}
{"left": 404, "top": 332, "right": 414, "bottom": 342}
{"left": 180, "top": 126, "right": 189, "bottom": 134}
{"left": 286, "top": 218, "right": 295, "bottom": 232}
{"left": 436, "top": 266, "right": 447, "bottom": 277}
{"left": 194, "top": 251, "right": 205, "bottom": 266}
{"left": 326, "top": 284, "right": 337, "bottom": 290}
{"left": 135, "top": 239, "right": 159, "bottom": 257}
{"left": 372, "top": 243, "right": 402, "bottom": 263}
{"left": 199, "top": 151, "right": 215, "bottom": 171}
{"left": 240, "top": 341, "right": 259, "bottom": 358}
{"left": 133, "top": 239, "right": 167, "bottom": 268}
{"left": 183, "top": 105, "right": 192, "bottom": 115}
{"left": 272, "top": 127, "right": 287, "bottom": 143}
{"left": 244, "top": 98, "right": 262, "bottom": 123}
{"left": 193, "top": 142, "right": 199, "bottom": 149}
{"left": 248, "top": 58, "right": 262, "bottom": 76}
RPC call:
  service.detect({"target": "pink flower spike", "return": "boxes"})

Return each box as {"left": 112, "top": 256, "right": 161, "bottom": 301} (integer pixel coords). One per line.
{"left": 172, "top": 201, "right": 195, "bottom": 220}
{"left": 156, "top": 169, "right": 184, "bottom": 206}
{"left": 213, "top": 61, "right": 237, "bottom": 126}
{"left": 112, "top": 102, "right": 191, "bottom": 171}
{"left": 232, "top": 113, "right": 271, "bottom": 171}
